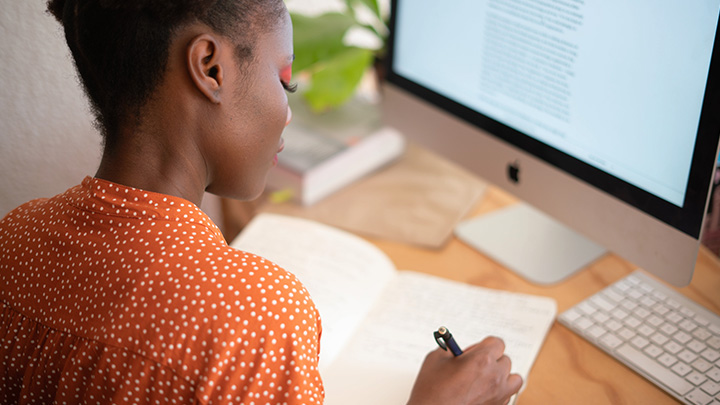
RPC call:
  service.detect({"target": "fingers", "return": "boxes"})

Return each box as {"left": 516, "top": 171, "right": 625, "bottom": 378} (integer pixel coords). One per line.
{"left": 499, "top": 354, "right": 523, "bottom": 395}
{"left": 497, "top": 353, "right": 512, "bottom": 374}
{"left": 507, "top": 373, "right": 523, "bottom": 394}
{"left": 469, "top": 337, "right": 524, "bottom": 398}
{"left": 466, "top": 336, "right": 506, "bottom": 359}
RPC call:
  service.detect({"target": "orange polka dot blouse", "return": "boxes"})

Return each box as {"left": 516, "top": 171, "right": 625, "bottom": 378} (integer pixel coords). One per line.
{"left": 0, "top": 177, "right": 324, "bottom": 404}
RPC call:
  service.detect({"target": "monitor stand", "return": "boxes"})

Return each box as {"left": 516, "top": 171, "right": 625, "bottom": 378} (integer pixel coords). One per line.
{"left": 455, "top": 203, "right": 607, "bottom": 285}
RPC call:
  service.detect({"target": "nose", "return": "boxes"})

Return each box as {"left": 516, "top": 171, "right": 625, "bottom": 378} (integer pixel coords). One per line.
{"left": 285, "top": 105, "right": 293, "bottom": 127}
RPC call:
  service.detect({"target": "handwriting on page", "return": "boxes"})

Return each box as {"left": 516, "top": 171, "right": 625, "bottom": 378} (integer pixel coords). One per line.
{"left": 335, "top": 271, "right": 556, "bottom": 378}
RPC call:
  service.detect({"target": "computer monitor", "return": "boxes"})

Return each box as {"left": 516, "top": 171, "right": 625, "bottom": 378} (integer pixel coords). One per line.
{"left": 382, "top": 0, "right": 720, "bottom": 286}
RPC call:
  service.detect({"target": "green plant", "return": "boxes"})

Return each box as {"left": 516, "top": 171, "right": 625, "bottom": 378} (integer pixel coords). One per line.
{"left": 290, "top": 0, "right": 387, "bottom": 112}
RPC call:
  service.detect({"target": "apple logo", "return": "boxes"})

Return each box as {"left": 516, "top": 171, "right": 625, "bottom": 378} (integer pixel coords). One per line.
{"left": 507, "top": 161, "right": 520, "bottom": 184}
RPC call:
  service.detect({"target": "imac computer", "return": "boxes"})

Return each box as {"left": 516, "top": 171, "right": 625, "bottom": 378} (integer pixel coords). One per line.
{"left": 382, "top": 0, "right": 720, "bottom": 286}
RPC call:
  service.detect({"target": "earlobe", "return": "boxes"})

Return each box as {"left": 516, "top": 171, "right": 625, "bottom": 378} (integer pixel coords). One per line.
{"left": 187, "top": 34, "right": 224, "bottom": 103}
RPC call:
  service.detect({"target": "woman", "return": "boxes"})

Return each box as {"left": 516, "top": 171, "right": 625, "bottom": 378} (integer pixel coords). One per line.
{"left": 0, "top": 0, "right": 522, "bottom": 403}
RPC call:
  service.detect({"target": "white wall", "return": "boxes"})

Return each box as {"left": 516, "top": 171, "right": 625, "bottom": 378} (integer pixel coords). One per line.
{"left": 0, "top": 0, "right": 101, "bottom": 217}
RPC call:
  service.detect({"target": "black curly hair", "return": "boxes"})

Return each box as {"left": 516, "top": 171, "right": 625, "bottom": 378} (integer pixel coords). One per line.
{"left": 47, "top": 0, "right": 285, "bottom": 150}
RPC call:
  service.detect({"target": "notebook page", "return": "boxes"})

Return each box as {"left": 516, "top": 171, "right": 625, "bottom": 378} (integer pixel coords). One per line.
{"left": 323, "top": 271, "right": 557, "bottom": 405}
{"left": 230, "top": 213, "right": 397, "bottom": 371}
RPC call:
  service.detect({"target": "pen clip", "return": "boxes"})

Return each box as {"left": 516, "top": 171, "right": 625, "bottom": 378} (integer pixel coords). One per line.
{"left": 434, "top": 329, "right": 448, "bottom": 351}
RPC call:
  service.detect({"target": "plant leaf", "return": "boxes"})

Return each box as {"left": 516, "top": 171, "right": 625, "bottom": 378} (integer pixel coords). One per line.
{"left": 303, "top": 47, "right": 374, "bottom": 112}
{"left": 354, "top": 0, "right": 381, "bottom": 18}
{"left": 344, "top": 0, "right": 381, "bottom": 18}
{"left": 290, "top": 12, "right": 355, "bottom": 73}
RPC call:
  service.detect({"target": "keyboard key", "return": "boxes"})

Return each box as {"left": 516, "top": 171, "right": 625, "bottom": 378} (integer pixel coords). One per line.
{"left": 623, "top": 316, "right": 642, "bottom": 328}
{"left": 638, "top": 324, "right": 655, "bottom": 337}
{"left": 695, "top": 315, "right": 710, "bottom": 327}
{"left": 701, "top": 348, "right": 720, "bottom": 363}
{"left": 652, "top": 290, "right": 668, "bottom": 301}
{"left": 621, "top": 300, "right": 638, "bottom": 311}
{"left": 657, "top": 352, "right": 677, "bottom": 367}
{"left": 679, "top": 349, "right": 699, "bottom": 364}
{"left": 700, "top": 380, "right": 720, "bottom": 396}
{"left": 611, "top": 308, "right": 629, "bottom": 320}
{"left": 604, "top": 319, "right": 623, "bottom": 332}
{"left": 641, "top": 296, "right": 657, "bottom": 308}
{"left": 686, "top": 388, "right": 713, "bottom": 405}
{"left": 599, "top": 333, "right": 623, "bottom": 350}
{"left": 660, "top": 322, "right": 679, "bottom": 336}
{"left": 681, "top": 307, "right": 697, "bottom": 318}
{"left": 603, "top": 289, "right": 624, "bottom": 303}
{"left": 635, "top": 307, "right": 651, "bottom": 319}
{"left": 675, "top": 331, "right": 693, "bottom": 344}
{"left": 653, "top": 304, "right": 670, "bottom": 316}
{"left": 616, "top": 344, "right": 694, "bottom": 395}
{"left": 631, "top": 336, "right": 650, "bottom": 349}
{"left": 708, "top": 367, "right": 720, "bottom": 382}
{"left": 666, "top": 298, "right": 681, "bottom": 309}
{"left": 590, "top": 295, "right": 616, "bottom": 312}
{"left": 692, "top": 358, "right": 713, "bottom": 373}
{"left": 707, "top": 336, "right": 720, "bottom": 350}
{"left": 577, "top": 301, "right": 597, "bottom": 315}
{"left": 592, "top": 311, "right": 610, "bottom": 324}
{"left": 665, "top": 310, "right": 684, "bottom": 324}
{"left": 561, "top": 308, "right": 582, "bottom": 323}
{"left": 575, "top": 316, "right": 594, "bottom": 331}
{"left": 672, "top": 361, "right": 693, "bottom": 377}
{"left": 689, "top": 340, "right": 708, "bottom": 354}
{"left": 614, "top": 279, "right": 632, "bottom": 291}
{"left": 681, "top": 319, "right": 699, "bottom": 333}
{"left": 694, "top": 327, "right": 712, "bottom": 341}
{"left": 617, "top": 327, "right": 636, "bottom": 341}
{"left": 647, "top": 315, "right": 664, "bottom": 327}
{"left": 709, "top": 324, "right": 720, "bottom": 335}
{"left": 643, "top": 344, "right": 663, "bottom": 358}
{"left": 651, "top": 333, "right": 669, "bottom": 346}
{"left": 687, "top": 371, "right": 708, "bottom": 386}
{"left": 588, "top": 325, "right": 607, "bottom": 339}
{"left": 664, "top": 340, "right": 683, "bottom": 355}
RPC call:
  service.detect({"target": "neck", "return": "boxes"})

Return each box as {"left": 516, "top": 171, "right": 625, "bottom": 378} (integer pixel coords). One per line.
{"left": 95, "top": 109, "right": 208, "bottom": 207}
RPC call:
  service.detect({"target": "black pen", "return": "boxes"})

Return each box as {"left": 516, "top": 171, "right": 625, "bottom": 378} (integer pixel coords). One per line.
{"left": 434, "top": 326, "right": 463, "bottom": 356}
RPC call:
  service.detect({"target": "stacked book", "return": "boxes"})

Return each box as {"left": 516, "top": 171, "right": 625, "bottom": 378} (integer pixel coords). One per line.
{"left": 267, "top": 98, "right": 406, "bottom": 206}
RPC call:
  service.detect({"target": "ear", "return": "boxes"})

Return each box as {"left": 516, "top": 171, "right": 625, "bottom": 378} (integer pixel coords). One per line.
{"left": 187, "top": 34, "right": 224, "bottom": 103}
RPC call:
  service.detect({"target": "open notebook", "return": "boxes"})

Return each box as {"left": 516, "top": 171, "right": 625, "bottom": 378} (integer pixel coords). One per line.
{"left": 231, "top": 213, "right": 556, "bottom": 404}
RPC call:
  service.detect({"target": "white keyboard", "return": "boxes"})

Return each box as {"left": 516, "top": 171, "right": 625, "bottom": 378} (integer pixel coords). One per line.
{"left": 558, "top": 270, "right": 720, "bottom": 405}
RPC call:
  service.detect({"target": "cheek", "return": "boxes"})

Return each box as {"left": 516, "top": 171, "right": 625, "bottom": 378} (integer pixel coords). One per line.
{"left": 247, "top": 92, "right": 288, "bottom": 163}
{"left": 262, "top": 91, "right": 290, "bottom": 140}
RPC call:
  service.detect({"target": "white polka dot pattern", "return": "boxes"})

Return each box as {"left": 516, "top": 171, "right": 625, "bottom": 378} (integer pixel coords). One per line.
{"left": 0, "top": 177, "right": 324, "bottom": 404}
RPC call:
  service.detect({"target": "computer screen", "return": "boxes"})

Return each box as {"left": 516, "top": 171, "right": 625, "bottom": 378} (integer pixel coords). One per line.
{"left": 383, "top": 0, "right": 720, "bottom": 285}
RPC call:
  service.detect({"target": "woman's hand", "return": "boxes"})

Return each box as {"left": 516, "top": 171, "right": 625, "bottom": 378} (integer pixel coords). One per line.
{"left": 407, "top": 336, "right": 522, "bottom": 405}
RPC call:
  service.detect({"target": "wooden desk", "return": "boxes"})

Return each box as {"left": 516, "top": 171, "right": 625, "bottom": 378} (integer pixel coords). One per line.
{"left": 221, "top": 181, "right": 720, "bottom": 404}
{"left": 362, "top": 185, "right": 720, "bottom": 405}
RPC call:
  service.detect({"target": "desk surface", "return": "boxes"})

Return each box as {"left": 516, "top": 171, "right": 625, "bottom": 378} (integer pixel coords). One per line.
{"left": 362, "top": 185, "right": 720, "bottom": 405}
